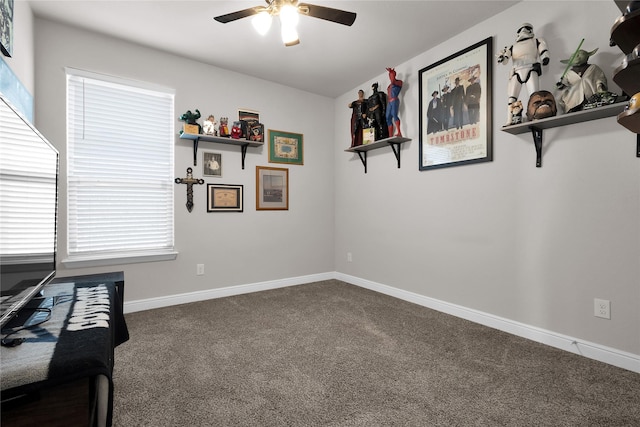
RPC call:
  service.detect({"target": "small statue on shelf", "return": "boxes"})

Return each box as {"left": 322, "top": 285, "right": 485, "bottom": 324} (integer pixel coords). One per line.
{"left": 348, "top": 89, "right": 367, "bottom": 147}
{"left": 526, "top": 90, "right": 557, "bottom": 121}
{"left": 218, "top": 117, "right": 230, "bottom": 137}
{"left": 202, "top": 115, "right": 217, "bottom": 135}
{"left": 179, "top": 109, "right": 202, "bottom": 134}
{"left": 497, "top": 23, "right": 550, "bottom": 125}
{"left": 231, "top": 121, "right": 247, "bottom": 139}
{"left": 509, "top": 100, "right": 524, "bottom": 125}
{"left": 555, "top": 44, "right": 609, "bottom": 113}
{"left": 386, "top": 68, "right": 403, "bottom": 138}
{"left": 367, "top": 82, "right": 388, "bottom": 140}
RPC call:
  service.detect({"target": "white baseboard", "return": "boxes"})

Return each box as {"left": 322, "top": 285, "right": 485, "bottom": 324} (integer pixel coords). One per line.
{"left": 124, "top": 272, "right": 335, "bottom": 313}
{"left": 124, "top": 271, "right": 640, "bottom": 374}
{"left": 335, "top": 273, "right": 640, "bottom": 374}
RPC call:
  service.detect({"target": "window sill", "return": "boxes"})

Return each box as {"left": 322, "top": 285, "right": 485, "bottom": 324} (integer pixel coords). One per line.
{"left": 62, "top": 251, "right": 178, "bottom": 269}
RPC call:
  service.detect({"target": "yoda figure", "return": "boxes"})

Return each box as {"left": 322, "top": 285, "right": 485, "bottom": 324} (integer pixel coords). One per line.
{"left": 555, "top": 48, "right": 607, "bottom": 113}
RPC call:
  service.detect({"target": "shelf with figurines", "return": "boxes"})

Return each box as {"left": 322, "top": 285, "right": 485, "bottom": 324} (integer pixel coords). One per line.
{"left": 609, "top": 5, "right": 640, "bottom": 55}
{"left": 610, "top": 2, "right": 640, "bottom": 158}
{"left": 178, "top": 110, "right": 264, "bottom": 169}
{"left": 613, "top": 49, "right": 640, "bottom": 95}
{"left": 345, "top": 69, "right": 411, "bottom": 173}
{"left": 497, "top": 25, "right": 628, "bottom": 167}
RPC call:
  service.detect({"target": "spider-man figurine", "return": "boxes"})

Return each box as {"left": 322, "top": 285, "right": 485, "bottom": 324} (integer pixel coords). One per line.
{"left": 386, "top": 68, "right": 403, "bottom": 137}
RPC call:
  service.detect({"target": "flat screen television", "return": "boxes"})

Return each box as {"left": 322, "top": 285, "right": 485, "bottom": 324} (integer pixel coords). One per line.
{"left": 0, "top": 94, "right": 59, "bottom": 329}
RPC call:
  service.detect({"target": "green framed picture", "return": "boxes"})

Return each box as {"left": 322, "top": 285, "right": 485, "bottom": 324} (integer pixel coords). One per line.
{"left": 268, "top": 129, "right": 303, "bottom": 165}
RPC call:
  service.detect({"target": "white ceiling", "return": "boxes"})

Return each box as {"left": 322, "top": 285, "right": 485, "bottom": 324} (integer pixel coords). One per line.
{"left": 28, "top": 0, "right": 520, "bottom": 98}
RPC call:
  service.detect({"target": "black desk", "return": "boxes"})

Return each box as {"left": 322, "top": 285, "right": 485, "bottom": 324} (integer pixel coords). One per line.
{"left": 1, "top": 272, "right": 129, "bottom": 427}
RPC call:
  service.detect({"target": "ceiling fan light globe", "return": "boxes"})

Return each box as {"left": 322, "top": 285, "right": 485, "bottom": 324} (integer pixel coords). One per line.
{"left": 280, "top": 4, "right": 299, "bottom": 27}
{"left": 281, "top": 24, "right": 299, "bottom": 46}
{"left": 252, "top": 11, "right": 272, "bottom": 35}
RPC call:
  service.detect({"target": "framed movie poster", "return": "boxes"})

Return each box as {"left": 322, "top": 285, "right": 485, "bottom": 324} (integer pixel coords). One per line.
{"left": 419, "top": 37, "right": 493, "bottom": 170}
{"left": 256, "top": 166, "right": 288, "bottom": 211}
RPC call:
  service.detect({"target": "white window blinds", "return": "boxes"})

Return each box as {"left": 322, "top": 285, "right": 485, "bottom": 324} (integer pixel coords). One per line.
{"left": 66, "top": 69, "right": 175, "bottom": 263}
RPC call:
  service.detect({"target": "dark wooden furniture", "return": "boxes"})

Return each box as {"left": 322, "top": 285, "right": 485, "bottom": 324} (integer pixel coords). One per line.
{"left": 1, "top": 272, "right": 128, "bottom": 427}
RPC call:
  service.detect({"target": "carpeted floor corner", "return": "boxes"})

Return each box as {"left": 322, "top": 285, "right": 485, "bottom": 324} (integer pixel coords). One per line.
{"left": 112, "top": 280, "right": 640, "bottom": 426}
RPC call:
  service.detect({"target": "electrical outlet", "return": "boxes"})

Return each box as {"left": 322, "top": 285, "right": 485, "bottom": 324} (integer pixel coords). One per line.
{"left": 347, "top": 252, "right": 352, "bottom": 262}
{"left": 594, "top": 298, "right": 610, "bottom": 319}
{"left": 197, "top": 264, "right": 205, "bottom": 276}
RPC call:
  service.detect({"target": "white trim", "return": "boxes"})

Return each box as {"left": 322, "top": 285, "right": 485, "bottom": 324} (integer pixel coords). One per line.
{"left": 62, "top": 251, "right": 178, "bottom": 269}
{"left": 335, "top": 273, "right": 640, "bottom": 374}
{"left": 124, "top": 272, "right": 334, "bottom": 313}
{"left": 123, "top": 271, "right": 640, "bottom": 374}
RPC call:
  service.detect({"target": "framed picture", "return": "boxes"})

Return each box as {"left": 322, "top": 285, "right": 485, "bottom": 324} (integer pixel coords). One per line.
{"left": 238, "top": 109, "right": 259, "bottom": 123}
{"left": 256, "top": 166, "right": 288, "bottom": 211}
{"left": 248, "top": 123, "right": 264, "bottom": 142}
{"left": 419, "top": 37, "right": 493, "bottom": 170}
{"left": 207, "top": 184, "right": 243, "bottom": 212}
{"left": 1, "top": 0, "right": 13, "bottom": 57}
{"left": 202, "top": 151, "right": 222, "bottom": 177}
{"left": 268, "top": 129, "right": 303, "bottom": 165}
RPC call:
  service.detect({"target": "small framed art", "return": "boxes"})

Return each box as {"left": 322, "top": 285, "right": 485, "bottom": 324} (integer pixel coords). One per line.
{"left": 256, "top": 166, "right": 288, "bottom": 211}
{"left": 203, "top": 151, "right": 222, "bottom": 177}
{"left": 268, "top": 129, "right": 303, "bottom": 165}
{"left": 207, "top": 184, "right": 243, "bottom": 212}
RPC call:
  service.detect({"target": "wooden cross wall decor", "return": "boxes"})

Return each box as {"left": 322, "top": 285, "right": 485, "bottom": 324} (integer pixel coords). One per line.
{"left": 175, "top": 167, "right": 204, "bottom": 212}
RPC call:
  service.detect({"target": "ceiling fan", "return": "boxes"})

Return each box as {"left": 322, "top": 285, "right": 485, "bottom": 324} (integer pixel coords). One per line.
{"left": 214, "top": 0, "right": 357, "bottom": 46}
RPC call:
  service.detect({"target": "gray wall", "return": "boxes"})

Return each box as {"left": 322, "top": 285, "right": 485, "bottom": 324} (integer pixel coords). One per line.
{"left": 33, "top": 19, "right": 335, "bottom": 302}
{"left": 333, "top": 1, "right": 640, "bottom": 356}
{"left": 16, "top": 1, "right": 639, "bottom": 358}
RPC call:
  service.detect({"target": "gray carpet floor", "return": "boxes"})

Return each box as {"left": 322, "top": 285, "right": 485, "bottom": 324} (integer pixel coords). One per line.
{"left": 112, "top": 280, "right": 640, "bottom": 426}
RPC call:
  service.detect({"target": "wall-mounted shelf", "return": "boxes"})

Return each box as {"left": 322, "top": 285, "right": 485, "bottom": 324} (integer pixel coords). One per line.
{"left": 609, "top": 8, "right": 640, "bottom": 54}
{"left": 501, "top": 102, "right": 627, "bottom": 167}
{"left": 610, "top": 5, "right": 640, "bottom": 159}
{"left": 618, "top": 108, "right": 640, "bottom": 132}
{"left": 179, "top": 132, "right": 263, "bottom": 169}
{"left": 345, "top": 137, "right": 410, "bottom": 173}
{"left": 613, "top": 56, "right": 640, "bottom": 95}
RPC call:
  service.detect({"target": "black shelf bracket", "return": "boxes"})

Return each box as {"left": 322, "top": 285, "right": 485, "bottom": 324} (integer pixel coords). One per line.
{"left": 354, "top": 141, "right": 403, "bottom": 173}
{"left": 389, "top": 142, "right": 402, "bottom": 168}
{"left": 356, "top": 150, "right": 367, "bottom": 173}
{"left": 240, "top": 143, "right": 248, "bottom": 169}
{"left": 345, "top": 136, "right": 410, "bottom": 173}
{"left": 192, "top": 138, "right": 199, "bottom": 166}
{"left": 637, "top": 134, "right": 640, "bottom": 158}
{"left": 530, "top": 126, "right": 543, "bottom": 168}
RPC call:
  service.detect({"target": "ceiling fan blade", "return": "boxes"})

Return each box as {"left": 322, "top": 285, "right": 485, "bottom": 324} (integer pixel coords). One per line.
{"left": 214, "top": 7, "right": 259, "bottom": 24}
{"left": 299, "top": 3, "right": 356, "bottom": 26}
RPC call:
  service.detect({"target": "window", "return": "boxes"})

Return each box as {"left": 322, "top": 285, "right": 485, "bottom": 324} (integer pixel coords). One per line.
{"left": 65, "top": 68, "right": 175, "bottom": 267}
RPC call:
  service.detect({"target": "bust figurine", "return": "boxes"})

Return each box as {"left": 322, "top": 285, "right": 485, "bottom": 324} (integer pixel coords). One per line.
{"left": 203, "top": 115, "right": 217, "bottom": 135}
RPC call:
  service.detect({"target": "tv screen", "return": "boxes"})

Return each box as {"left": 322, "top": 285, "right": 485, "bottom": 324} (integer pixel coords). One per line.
{"left": 0, "top": 94, "right": 59, "bottom": 329}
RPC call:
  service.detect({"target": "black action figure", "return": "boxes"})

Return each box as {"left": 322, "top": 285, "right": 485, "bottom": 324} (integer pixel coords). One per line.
{"left": 367, "top": 83, "right": 388, "bottom": 140}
